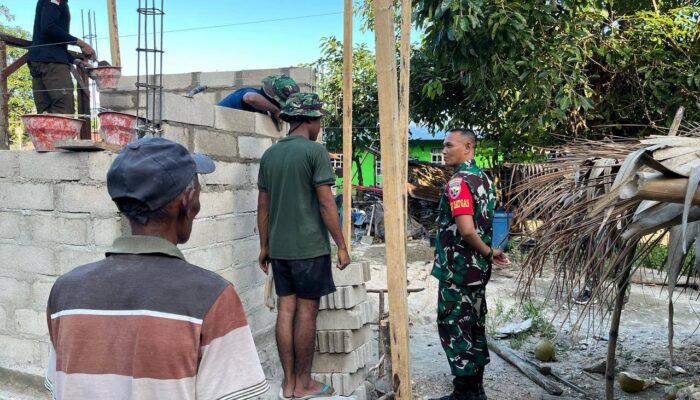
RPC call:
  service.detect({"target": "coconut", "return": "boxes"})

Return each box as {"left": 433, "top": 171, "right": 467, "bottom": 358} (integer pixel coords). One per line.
{"left": 618, "top": 371, "right": 646, "bottom": 393}
{"left": 533, "top": 339, "right": 555, "bottom": 362}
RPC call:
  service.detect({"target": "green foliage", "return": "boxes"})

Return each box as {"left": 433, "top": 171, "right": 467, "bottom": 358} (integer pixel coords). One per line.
{"left": 0, "top": 8, "right": 33, "bottom": 148}
{"left": 487, "top": 300, "right": 554, "bottom": 350}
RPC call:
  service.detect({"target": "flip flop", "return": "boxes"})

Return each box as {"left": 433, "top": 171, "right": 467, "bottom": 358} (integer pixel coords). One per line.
{"left": 279, "top": 388, "right": 294, "bottom": 400}
{"left": 294, "top": 384, "right": 335, "bottom": 400}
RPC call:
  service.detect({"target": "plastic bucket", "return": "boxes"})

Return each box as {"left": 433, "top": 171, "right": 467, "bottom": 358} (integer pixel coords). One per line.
{"left": 89, "top": 66, "right": 122, "bottom": 90}
{"left": 21, "top": 114, "right": 83, "bottom": 151}
{"left": 492, "top": 210, "right": 513, "bottom": 250}
{"left": 98, "top": 112, "right": 143, "bottom": 146}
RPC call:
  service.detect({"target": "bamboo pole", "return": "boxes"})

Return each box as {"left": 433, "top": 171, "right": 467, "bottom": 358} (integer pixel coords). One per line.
{"left": 373, "top": 0, "right": 412, "bottom": 398}
{"left": 106, "top": 0, "right": 121, "bottom": 67}
{"left": 342, "top": 0, "right": 353, "bottom": 254}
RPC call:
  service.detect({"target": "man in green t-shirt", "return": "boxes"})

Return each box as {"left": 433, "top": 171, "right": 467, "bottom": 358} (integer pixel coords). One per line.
{"left": 257, "top": 92, "right": 350, "bottom": 400}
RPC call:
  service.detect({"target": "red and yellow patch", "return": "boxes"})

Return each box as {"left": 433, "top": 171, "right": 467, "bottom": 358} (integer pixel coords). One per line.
{"left": 447, "top": 177, "right": 474, "bottom": 217}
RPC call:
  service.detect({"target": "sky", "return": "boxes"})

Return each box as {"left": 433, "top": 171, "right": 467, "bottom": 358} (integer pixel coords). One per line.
{"left": 2, "top": 0, "right": 383, "bottom": 76}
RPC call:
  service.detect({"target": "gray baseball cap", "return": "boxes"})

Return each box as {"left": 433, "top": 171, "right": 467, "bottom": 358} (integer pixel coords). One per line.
{"left": 107, "top": 137, "right": 215, "bottom": 212}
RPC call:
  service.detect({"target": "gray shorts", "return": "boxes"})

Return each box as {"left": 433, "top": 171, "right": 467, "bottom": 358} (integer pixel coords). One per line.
{"left": 271, "top": 254, "right": 336, "bottom": 299}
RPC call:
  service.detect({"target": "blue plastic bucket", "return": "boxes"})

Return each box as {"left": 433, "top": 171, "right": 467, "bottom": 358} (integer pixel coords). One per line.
{"left": 492, "top": 210, "right": 513, "bottom": 250}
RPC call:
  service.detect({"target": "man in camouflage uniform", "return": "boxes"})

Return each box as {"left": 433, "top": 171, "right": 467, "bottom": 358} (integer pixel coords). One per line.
{"left": 218, "top": 75, "right": 299, "bottom": 130}
{"left": 431, "top": 128, "right": 508, "bottom": 400}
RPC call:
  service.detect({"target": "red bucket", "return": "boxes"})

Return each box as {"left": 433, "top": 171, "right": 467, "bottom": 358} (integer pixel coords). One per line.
{"left": 89, "top": 66, "right": 122, "bottom": 90}
{"left": 21, "top": 114, "right": 83, "bottom": 151}
{"left": 98, "top": 112, "right": 143, "bottom": 146}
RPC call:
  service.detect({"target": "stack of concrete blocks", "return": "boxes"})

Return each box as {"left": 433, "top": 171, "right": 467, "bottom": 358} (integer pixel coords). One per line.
{"left": 312, "top": 261, "right": 373, "bottom": 399}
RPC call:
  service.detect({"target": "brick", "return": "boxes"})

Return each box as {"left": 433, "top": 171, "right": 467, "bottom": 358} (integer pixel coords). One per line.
{"left": 181, "top": 218, "right": 218, "bottom": 250}
{"left": 201, "top": 161, "right": 248, "bottom": 186}
{"left": 57, "top": 184, "right": 117, "bottom": 215}
{"left": 233, "top": 190, "right": 258, "bottom": 213}
{"left": 161, "top": 123, "right": 191, "bottom": 149}
{"left": 14, "top": 309, "right": 47, "bottom": 336}
{"left": 183, "top": 244, "right": 232, "bottom": 272}
{"left": 197, "top": 190, "right": 235, "bottom": 218}
{"left": 0, "top": 335, "right": 43, "bottom": 369}
{"left": 311, "top": 342, "right": 371, "bottom": 373}
{"left": 0, "top": 277, "right": 30, "bottom": 306}
{"left": 332, "top": 261, "right": 371, "bottom": 286}
{"left": 0, "top": 244, "right": 55, "bottom": 275}
{"left": 199, "top": 71, "right": 235, "bottom": 88}
{"left": 229, "top": 262, "right": 266, "bottom": 290}
{"left": 93, "top": 217, "right": 123, "bottom": 247}
{"left": 0, "top": 182, "right": 54, "bottom": 211}
{"left": 317, "top": 301, "right": 372, "bottom": 331}
{"left": 159, "top": 92, "right": 214, "bottom": 127}
{"left": 230, "top": 237, "right": 259, "bottom": 265}
{"left": 193, "top": 128, "right": 237, "bottom": 159}
{"left": 161, "top": 72, "right": 195, "bottom": 91}
{"left": 98, "top": 91, "right": 134, "bottom": 109}
{"left": 253, "top": 113, "right": 286, "bottom": 139}
{"left": 238, "top": 136, "right": 272, "bottom": 160}
{"left": 56, "top": 247, "right": 103, "bottom": 275}
{"left": 25, "top": 214, "right": 89, "bottom": 246}
{"left": 0, "top": 212, "right": 21, "bottom": 239}
{"left": 216, "top": 214, "right": 257, "bottom": 242}
{"left": 87, "top": 152, "right": 116, "bottom": 182}
{"left": 18, "top": 152, "right": 84, "bottom": 181}
{"left": 316, "top": 325, "right": 371, "bottom": 354}
{"left": 213, "top": 106, "right": 256, "bottom": 133}
{"left": 312, "top": 367, "right": 369, "bottom": 397}
{"left": 0, "top": 151, "right": 18, "bottom": 177}
{"left": 320, "top": 285, "right": 367, "bottom": 310}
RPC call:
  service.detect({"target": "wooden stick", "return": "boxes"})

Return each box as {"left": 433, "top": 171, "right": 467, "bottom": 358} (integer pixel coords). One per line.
{"left": 374, "top": 0, "right": 412, "bottom": 398}
{"left": 342, "top": 0, "right": 353, "bottom": 254}
{"left": 106, "top": 0, "right": 121, "bottom": 67}
{"left": 0, "top": 41, "right": 8, "bottom": 150}
{"left": 487, "top": 340, "right": 563, "bottom": 395}
{"left": 398, "top": 0, "right": 411, "bottom": 216}
{"left": 620, "top": 176, "right": 700, "bottom": 205}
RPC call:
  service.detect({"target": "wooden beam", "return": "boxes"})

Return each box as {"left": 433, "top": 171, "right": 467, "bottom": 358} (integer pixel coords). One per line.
{"left": 342, "top": 0, "right": 353, "bottom": 254}
{"left": 620, "top": 176, "right": 700, "bottom": 205}
{"left": 398, "top": 0, "right": 411, "bottom": 214}
{"left": 487, "top": 339, "right": 563, "bottom": 396}
{"left": 106, "top": 0, "right": 121, "bottom": 67}
{"left": 0, "top": 41, "right": 8, "bottom": 149}
{"left": 76, "top": 67, "right": 91, "bottom": 140}
{"left": 373, "top": 0, "right": 412, "bottom": 398}
{"left": 0, "top": 34, "right": 30, "bottom": 48}
{"left": 2, "top": 53, "right": 28, "bottom": 79}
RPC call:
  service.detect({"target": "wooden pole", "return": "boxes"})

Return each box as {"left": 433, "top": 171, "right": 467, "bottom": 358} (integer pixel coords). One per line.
{"left": 373, "top": 0, "right": 412, "bottom": 398}
{"left": 398, "top": 0, "right": 411, "bottom": 214}
{"left": 342, "top": 0, "right": 353, "bottom": 254}
{"left": 0, "top": 41, "right": 9, "bottom": 150}
{"left": 106, "top": 0, "right": 121, "bottom": 67}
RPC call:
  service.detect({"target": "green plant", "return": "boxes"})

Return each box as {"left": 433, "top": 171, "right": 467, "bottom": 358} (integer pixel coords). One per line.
{"left": 487, "top": 300, "right": 554, "bottom": 350}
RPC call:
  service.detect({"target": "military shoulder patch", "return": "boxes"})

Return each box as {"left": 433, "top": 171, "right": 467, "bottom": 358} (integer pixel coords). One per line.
{"left": 448, "top": 177, "right": 463, "bottom": 199}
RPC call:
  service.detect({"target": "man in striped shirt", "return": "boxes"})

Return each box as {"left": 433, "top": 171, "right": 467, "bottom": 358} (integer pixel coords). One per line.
{"left": 46, "top": 137, "right": 269, "bottom": 400}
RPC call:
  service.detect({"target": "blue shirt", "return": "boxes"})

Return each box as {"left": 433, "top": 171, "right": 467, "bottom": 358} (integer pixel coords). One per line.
{"left": 217, "top": 88, "right": 265, "bottom": 113}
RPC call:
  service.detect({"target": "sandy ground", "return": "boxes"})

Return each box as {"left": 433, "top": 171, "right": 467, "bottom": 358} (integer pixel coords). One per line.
{"left": 357, "top": 240, "right": 700, "bottom": 400}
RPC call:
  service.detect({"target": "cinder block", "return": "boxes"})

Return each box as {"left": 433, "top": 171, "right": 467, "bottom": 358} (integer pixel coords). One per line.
{"left": 98, "top": 91, "right": 134, "bottom": 109}
{"left": 110, "top": 75, "right": 137, "bottom": 92}
{"left": 213, "top": 106, "right": 256, "bottom": 133}
{"left": 254, "top": 113, "right": 286, "bottom": 138}
{"left": 92, "top": 217, "right": 123, "bottom": 247}
{"left": 192, "top": 91, "right": 220, "bottom": 105}
{"left": 197, "top": 190, "right": 235, "bottom": 218}
{"left": 31, "top": 278, "right": 56, "bottom": 309}
{"left": 0, "top": 277, "right": 29, "bottom": 306}
{"left": 289, "top": 68, "right": 316, "bottom": 89}
{"left": 25, "top": 214, "right": 89, "bottom": 246}
{"left": 248, "top": 163, "right": 260, "bottom": 185}
{"left": 0, "top": 182, "right": 54, "bottom": 211}
{"left": 56, "top": 184, "right": 117, "bottom": 215}
{"left": 14, "top": 309, "right": 47, "bottom": 336}
{"left": 0, "top": 211, "right": 21, "bottom": 239}
{"left": 18, "top": 152, "right": 84, "bottom": 181}
{"left": 181, "top": 218, "right": 218, "bottom": 250}
{"left": 216, "top": 214, "right": 257, "bottom": 242}
{"left": 199, "top": 71, "right": 236, "bottom": 88}
{"left": 238, "top": 136, "right": 272, "bottom": 160}
{"left": 351, "top": 381, "right": 371, "bottom": 400}
{"left": 183, "top": 244, "right": 233, "bottom": 272}
{"left": 316, "top": 325, "right": 371, "bottom": 354}
{"left": 0, "top": 151, "right": 18, "bottom": 177}
{"left": 320, "top": 285, "right": 367, "bottom": 310}
{"left": 311, "top": 342, "right": 371, "bottom": 373}
{"left": 159, "top": 92, "right": 214, "bottom": 127}
{"left": 233, "top": 190, "right": 258, "bottom": 213}
{"left": 193, "top": 128, "right": 237, "bottom": 159}
{"left": 241, "top": 68, "right": 290, "bottom": 83}
{"left": 161, "top": 72, "right": 195, "bottom": 91}
{"left": 332, "top": 261, "right": 371, "bottom": 286}
{"left": 229, "top": 262, "right": 266, "bottom": 290}
{"left": 0, "top": 335, "right": 43, "bottom": 369}
{"left": 202, "top": 161, "right": 248, "bottom": 186}
{"left": 56, "top": 247, "right": 103, "bottom": 275}
{"left": 0, "top": 244, "right": 55, "bottom": 275}
{"left": 317, "top": 301, "right": 372, "bottom": 331}
{"left": 0, "top": 305, "right": 6, "bottom": 331}
{"left": 230, "top": 237, "right": 260, "bottom": 265}
{"left": 162, "top": 123, "right": 191, "bottom": 149}
{"left": 87, "top": 152, "right": 116, "bottom": 182}
{"left": 312, "top": 367, "right": 369, "bottom": 397}
{"left": 245, "top": 303, "right": 276, "bottom": 335}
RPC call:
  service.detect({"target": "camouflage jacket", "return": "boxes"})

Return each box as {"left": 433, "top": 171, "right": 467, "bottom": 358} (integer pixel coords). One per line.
{"left": 431, "top": 160, "right": 496, "bottom": 287}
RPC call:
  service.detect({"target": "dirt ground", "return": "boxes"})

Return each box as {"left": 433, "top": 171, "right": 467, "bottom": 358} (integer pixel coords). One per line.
{"left": 357, "top": 240, "right": 700, "bottom": 400}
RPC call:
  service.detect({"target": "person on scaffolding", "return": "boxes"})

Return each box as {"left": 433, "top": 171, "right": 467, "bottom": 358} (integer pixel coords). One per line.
{"left": 28, "top": 0, "right": 95, "bottom": 115}
{"left": 430, "top": 128, "right": 510, "bottom": 400}
{"left": 218, "top": 75, "right": 300, "bottom": 130}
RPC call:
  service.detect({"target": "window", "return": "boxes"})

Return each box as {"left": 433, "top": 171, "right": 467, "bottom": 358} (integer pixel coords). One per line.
{"left": 375, "top": 156, "right": 382, "bottom": 178}
{"left": 431, "top": 148, "right": 445, "bottom": 164}
{"left": 330, "top": 153, "right": 343, "bottom": 170}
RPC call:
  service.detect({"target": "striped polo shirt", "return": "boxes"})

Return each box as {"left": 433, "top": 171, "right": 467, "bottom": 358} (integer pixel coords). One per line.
{"left": 46, "top": 235, "right": 269, "bottom": 400}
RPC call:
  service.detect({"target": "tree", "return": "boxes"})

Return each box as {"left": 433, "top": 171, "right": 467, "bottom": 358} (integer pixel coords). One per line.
{"left": 315, "top": 36, "right": 380, "bottom": 186}
{"left": 0, "top": 7, "right": 33, "bottom": 148}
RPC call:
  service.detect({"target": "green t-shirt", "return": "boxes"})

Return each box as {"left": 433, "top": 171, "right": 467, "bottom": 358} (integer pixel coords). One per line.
{"left": 258, "top": 135, "right": 336, "bottom": 260}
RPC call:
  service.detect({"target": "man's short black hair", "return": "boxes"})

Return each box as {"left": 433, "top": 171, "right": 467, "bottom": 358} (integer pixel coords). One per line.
{"left": 449, "top": 128, "right": 477, "bottom": 144}
{"left": 280, "top": 115, "right": 321, "bottom": 124}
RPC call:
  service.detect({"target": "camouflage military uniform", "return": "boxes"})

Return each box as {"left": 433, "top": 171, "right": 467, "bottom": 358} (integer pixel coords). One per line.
{"left": 432, "top": 160, "right": 496, "bottom": 377}
{"left": 280, "top": 92, "right": 329, "bottom": 118}
{"left": 261, "top": 75, "right": 300, "bottom": 105}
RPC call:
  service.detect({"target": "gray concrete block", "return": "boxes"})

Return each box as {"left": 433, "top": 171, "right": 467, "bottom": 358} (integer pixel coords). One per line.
{"left": 161, "top": 72, "right": 195, "bottom": 91}
{"left": 254, "top": 113, "right": 287, "bottom": 138}
{"left": 161, "top": 123, "right": 191, "bottom": 149}
{"left": 193, "top": 128, "right": 237, "bottom": 159}
{"left": 320, "top": 285, "right": 367, "bottom": 310}
{"left": 317, "top": 301, "right": 372, "bottom": 331}
{"left": 31, "top": 277, "right": 56, "bottom": 310}
{"left": 92, "top": 217, "right": 123, "bottom": 247}
{"left": 228, "top": 262, "right": 266, "bottom": 290}
{"left": 199, "top": 71, "right": 236, "bottom": 88}
{"left": 350, "top": 381, "right": 371, "bottom": 400}
{"left": 180, "top": 218, "right": 218, "bottom": 250}
{"left": 201, "top": 161, "right": 248, "bottom": 186}
{"left": 238, "top": 136, "right": 272, "bottom": 160}
{"left": 230, "top": 237, "right": 260, "bottom": 265}
{"left": 0, "top": 151, "right": 18, "bottom": 178}
{"left": 87, "top": 152, "right": 116, "bottom": 182}
{"left": 0, "top": 305, "right": 6, "bottom": 331}
{"left": 0, "top": 212, "right": 21, "bottom": 239}
{"left": 311, "top": 368, "right": 369, "bottom": 397}
{"left": 240, "top": 68, "right": 291, "bottom": 84}
{"left": 311, "top": 342, "right": 371, "bottom": 373}
{"left": 0, "top": 182, "right": 54, "bottom": 211}
{"left": 197, "top": 190, "right": 235, "bottom": 218}
{"left": 245, "top": 303, "right": 276, "bottom": 335}
{"left": 289, "top": 68, "right": 316, "bottom": 89}
{"left": 0, "top": 335, "right": 43, "bottom": 371}
{"left": 332, "top": 261, "right": 371, "bottom": 287}
{"left": 316, "top": 325, "right": 371, "bottom": 354}
{"left": 14, "top": 309, "right": 47, "bottom": 337}
{"left": 98, "top": 91, "right": 134, "bottom": 110}
{"left": 213, "top": 106, "right": 256, "bottom": 133}
{"left": 0, "top": 277, "right": 29, "bottom": 306}
{"left": 233, "top": 190, "right": 258, "bottom": 213}
{"left": 0, "top": 244, "right": 55, "bottom": 275}
{"left": 56, "top": 247, "right": 104, "bottom": 275}
{"left": 215, "top": 214, "right": 257, "bottom": 242}
{"left": 56, "top": 184, "right": 117, "bottom": 215}
{"left": 111, "top": 75, "right": 138, "bottom": 92}
{"left": 183, "top": 244, "right": 233, "bottom": 272}
{"left": 25, "top": 214, "right": 89, "bottom": 246}
{"left": 159, "top": 92, "right": 214, "bottom": 127}
{"left": 18, "top": 152, "right": 84, "bottom": 181}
